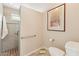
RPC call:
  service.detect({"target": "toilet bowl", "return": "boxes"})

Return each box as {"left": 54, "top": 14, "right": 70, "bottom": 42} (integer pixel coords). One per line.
{"left": 65, "top": 41, "right": 79, "bottom": 56}
{"left": 48, "top": 47, "right": 65, "bottom": 56}
{"left": 48, "top": 41, "right": 79, "bottom": 56}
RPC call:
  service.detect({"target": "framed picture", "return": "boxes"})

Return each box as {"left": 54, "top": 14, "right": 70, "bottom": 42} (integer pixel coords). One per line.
{"left": 47, "top": 4, "right": 65, "bottom": 32}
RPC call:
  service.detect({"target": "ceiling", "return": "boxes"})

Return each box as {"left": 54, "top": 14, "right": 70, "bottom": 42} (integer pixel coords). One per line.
{"left": 3, "top": 3, "right": 63, "bottom": 12}
{"left": 3, "top": 3, "right": 21, "bottom": 10}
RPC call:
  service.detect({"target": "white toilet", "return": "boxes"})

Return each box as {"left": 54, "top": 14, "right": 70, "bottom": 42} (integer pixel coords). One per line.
{"left": 65, "top": 41, "right": 79, "bottom": 56}
{"left": 48, "top": 41, "right": 79, "bottom": 56}
{"left": 48, "top": 47, "right": 65, "bottom": 56}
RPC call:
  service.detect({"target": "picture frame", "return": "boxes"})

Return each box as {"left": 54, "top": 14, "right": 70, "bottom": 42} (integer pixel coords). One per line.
{"left": 47, "top": 4, "right": 65, "bottom": 32}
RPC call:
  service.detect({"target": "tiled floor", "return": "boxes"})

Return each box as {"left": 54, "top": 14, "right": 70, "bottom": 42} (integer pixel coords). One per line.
{"left": 0, "top": 48, "right": 50, "bottom": 56}
{"left": 0, "top": 48, "right": 19, "bottom": 56}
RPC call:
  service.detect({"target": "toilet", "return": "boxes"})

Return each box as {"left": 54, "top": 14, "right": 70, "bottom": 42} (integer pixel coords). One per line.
{"left": 65, "top": 41, "right": 79, "bottom": 56}
{"left": 48, "top": 47, "right": 65, "bottom": 56}
{"left": 48, "top": 41, "right": 79, "bottom": 56}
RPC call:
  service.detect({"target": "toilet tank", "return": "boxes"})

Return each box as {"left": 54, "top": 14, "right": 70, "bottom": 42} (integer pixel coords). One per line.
{"left": 65, "top": 41, "right": 79, "bottom": 56}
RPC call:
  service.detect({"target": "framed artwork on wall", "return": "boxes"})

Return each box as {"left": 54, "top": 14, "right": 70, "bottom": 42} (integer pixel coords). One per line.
{"left": 47, "top": 4, "right": 65, "bottom": 32}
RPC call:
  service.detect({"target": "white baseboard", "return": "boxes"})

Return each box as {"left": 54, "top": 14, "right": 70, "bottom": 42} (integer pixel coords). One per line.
{"left": 25, "top": 47, "right": 47, "bottom": 56}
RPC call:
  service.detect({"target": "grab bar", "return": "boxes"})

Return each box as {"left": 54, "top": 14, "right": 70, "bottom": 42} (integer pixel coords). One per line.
{"left": 21, "top": 35, "right": 36, "bottom": 39}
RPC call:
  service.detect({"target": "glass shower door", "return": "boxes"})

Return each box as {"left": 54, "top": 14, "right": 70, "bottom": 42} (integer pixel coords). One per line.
{"left": 0, "top": 3, "right": 20, "bottom": 56}
{"left": 0, "top": 4, "right": 3, "bottom": 56}
{"left": 2, "top": 4, "right": 20, "bottom": 56}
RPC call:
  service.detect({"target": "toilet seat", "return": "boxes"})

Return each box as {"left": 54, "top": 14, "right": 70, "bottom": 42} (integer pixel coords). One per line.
{"left": 48, "top": 47, "right": 65, "bottom": 56}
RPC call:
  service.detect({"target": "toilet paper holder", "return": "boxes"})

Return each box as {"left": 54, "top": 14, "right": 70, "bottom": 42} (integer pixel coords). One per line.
{"left": 49, "top": 38, "right": 55, "bottom": 42}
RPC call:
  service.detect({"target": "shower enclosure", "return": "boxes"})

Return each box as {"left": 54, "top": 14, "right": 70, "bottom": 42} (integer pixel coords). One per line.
{"left": 0, "top": 4, "right": 20, "bottom": 56}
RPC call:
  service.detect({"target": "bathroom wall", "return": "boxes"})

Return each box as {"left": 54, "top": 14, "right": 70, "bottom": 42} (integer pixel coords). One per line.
{"left": 20, "top": 6, "right": 43, "bottom": 55}
{"left": 43, "top": 3, "right": 79, "bottom": 50}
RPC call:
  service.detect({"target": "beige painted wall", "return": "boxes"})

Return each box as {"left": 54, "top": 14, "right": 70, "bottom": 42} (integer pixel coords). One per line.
{"left": 20, "top": 6, "right": 43, "bottom": 55}
{"left": 43, "top": 3, "right": 79, "bottom": 50}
